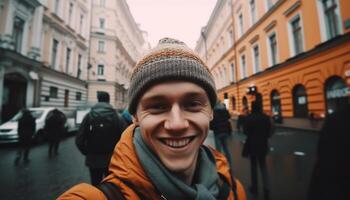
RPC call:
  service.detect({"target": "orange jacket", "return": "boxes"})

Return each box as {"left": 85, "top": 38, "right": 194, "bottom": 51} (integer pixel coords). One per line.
{"left": 58, "top": 124, "right": 246, "bottom": 200}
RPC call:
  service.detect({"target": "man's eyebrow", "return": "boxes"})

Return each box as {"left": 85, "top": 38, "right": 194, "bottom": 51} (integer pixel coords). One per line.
{"left": 140, "top": 95, "right": 167, "bottom": 103}
{"left": 183, "top": 92, "right": 207, "bottom": 98}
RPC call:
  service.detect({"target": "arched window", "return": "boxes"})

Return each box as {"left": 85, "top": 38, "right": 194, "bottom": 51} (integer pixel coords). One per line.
{"left": 324, "top": 76, "right": 349, "bottom": 114}
{"left": 270, "top": 90, "right": 281, "bottom": 114}
{"left": 231, "top": 96, "right": 236, "bottom": 111}
{"left": 242, "top": 96, "right": 248, "bottom": 110}
{"left": 292, "top": 84, "right": 309, "bottom": 118}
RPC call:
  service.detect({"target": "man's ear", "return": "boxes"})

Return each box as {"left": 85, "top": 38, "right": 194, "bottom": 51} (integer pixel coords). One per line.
{"left": 210, "top": 110, "right": 214, "bottom": 120}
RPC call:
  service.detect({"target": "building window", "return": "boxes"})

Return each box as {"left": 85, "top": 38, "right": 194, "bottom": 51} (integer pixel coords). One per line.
{"left": 51, "top": 39, "right": 59, "bottom": 69}
{"left": 68, "top": 2, "right": 73, "bottom": 23}
{"left": 231, "top": 96, "right": 236, "bottom": 111}
{"left": 230, "top": 63, "right": 235, "bottom": 83}
{"left": 242, "top": 96, "right": 248, "bottom": 109}
{"left": 253, "top": 45, "right": 260, "bottom": 73}
{"left": 268, "top": 33, "right": 278, "bottom": 66}
{"left": 99, "top": 18, "right": 105, "bottom": 29}
{"left": 227, "top": 28, "right": 234, "bottom": 48}
{"left": 65, "top": 48, "right": 71, "bottom": 73}
{"left": 77, "top": 54, "right": 82, "bottom": 78}
{"left": 79, "top": 14, "right": 84, "bottom": 35}
{"left": 97, "top": 64, "right": 104, "bottom": 75}
{"left": 266, "top": 0, "right": 273, "bottom": 11}
{"left": 271, "top": 90, "right": 282, "bottom": 122}
{"left": 222, "top": 65, "right": 227, "bottom": 86}
{"left": 64, "top": 89, "right": 69, "bottom": 107}
{"left": 240, "top": 54, "right": 247, "bottom": 79}
{"left": 50, "top": 87, "right": 58, "bottom": 98}
{"left": 98, "top": 41, "right": 104, "bottom": 52}
{"left": 292, "top": 84, "right": 309, "bottom": 118}
{"left": 238, "top": 13, "right": 244, "bottom": 36}
{"left": 76, "top": 92, "right": 82, "bottom": 101}
{"left": 324, "top": 76, "right": 349, "bottom": 114}
{"left": 13, "top": 17, "right": 25, "bottom": 53}
{"left": 290, "top": 15, "right": 304, "bottom": 55}
{"left": 250, "top": 0, "right": 257, "bottom": 25}
{"left": 54, "top": 0, "right": 60, "bottom": 15}
{"left": 321, "top": 0, "right": 341, "bottom": 39}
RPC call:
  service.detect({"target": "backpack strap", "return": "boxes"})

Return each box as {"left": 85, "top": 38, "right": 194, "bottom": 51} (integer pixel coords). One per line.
{"left": 97, "top": 182, "right": 126, "bottom": 200}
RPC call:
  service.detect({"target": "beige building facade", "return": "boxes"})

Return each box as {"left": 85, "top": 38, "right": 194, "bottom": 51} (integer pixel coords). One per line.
{"left": 88, "top": 0, "right": 147, "bottom": 109}
{"left": 0, "top": 0, "right": 91, "bottom": 122}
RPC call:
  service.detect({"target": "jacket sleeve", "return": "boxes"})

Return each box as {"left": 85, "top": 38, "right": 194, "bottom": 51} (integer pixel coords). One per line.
{"left": 75, "top": 114, "right": 90, "bottom": 155}
{"left": 57, "top": 183, "right": 107, "bottom": 200}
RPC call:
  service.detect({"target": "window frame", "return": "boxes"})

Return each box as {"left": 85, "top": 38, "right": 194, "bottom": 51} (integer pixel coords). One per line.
{"left": 267, "top": 31, "right": 279, "bottom": 67}
{"left": 240, "top": 54, "right": 247, "bottom": 79}
{"left": 316, "top": 0, "right": 343, "bottom": 41}
{"left": 252, "top": 43, "right": 260, "bottom": 74}
{"left": 287, "top": 13, "right": 305, "bottom": 56}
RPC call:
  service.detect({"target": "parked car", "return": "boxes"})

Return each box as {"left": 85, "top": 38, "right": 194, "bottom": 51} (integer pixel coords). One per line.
{"left": 0, "top": 107, "right": 74, "bottom": 144}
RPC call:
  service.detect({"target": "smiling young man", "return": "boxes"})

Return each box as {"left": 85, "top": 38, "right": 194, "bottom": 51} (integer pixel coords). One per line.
{"left": 58, "top": 38, "right": 246, "bottom": 200}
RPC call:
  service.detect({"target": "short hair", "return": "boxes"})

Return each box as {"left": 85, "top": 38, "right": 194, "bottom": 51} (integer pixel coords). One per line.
{"left": 97, "top": 91, "right": 110, "bottom": 103}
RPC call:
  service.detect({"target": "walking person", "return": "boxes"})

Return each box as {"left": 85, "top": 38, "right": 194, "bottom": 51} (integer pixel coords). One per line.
{"left": 308, "top": 103, "right": 350, "bottom": 200}
{"left": 15, "top": 109, "right": 36, "bottom": 164}
{"left": 243, "top": 101, "right": 272, "bottom": 200}
{"left": 45, "top": 108, "right": 66, "bottom": 157}
{"left": 58, "top": 38, "right": 246, "bottom": 200}
{"left": 210, "top": 102, "right": 233, "bottom": 167}
{"left": 236, "top": 107, "right": 248, "bottom": 133}
{"left": 76, "top": 91, "right": 127, "bottom": 186}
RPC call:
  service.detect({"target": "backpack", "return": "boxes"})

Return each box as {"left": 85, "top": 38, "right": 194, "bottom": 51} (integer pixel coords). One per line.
{"left": 86, "top": 112, "right": 120, "bottom": 154}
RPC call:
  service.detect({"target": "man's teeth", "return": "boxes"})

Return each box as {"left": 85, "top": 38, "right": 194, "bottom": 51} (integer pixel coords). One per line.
{"left": 163, "top": 138, "right": 191, "bottom": 148}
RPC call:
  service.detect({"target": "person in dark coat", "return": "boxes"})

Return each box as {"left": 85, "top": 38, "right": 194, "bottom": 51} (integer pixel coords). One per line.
{"left": 45, "top": 108, "right": 67, "bottom": 157}
{"left": 308, "top": 103, "right": 350, "bottom": 200}
{"left": 243, "top": 101, "right": 272, "bottom": 199}
{"left": 76, "top": 91, "right": 127, "bottom": 186}
{"left": 236, "top": 107, "right": 248, "bottom": 133}
{"left": 15, "top": 109, "right": 36, "bottom": 164}
{"left": 210, "top": 102, "right": 233, "bottom": 167}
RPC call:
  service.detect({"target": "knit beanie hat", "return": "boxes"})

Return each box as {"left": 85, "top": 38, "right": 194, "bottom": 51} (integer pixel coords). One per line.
{"left": 128, "top": 38, "right": 217, "bottom": 114}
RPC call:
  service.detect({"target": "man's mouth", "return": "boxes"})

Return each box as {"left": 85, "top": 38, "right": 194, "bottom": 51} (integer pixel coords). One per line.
{"left": 160, "top": 136, "right": 196, "bottom": 148}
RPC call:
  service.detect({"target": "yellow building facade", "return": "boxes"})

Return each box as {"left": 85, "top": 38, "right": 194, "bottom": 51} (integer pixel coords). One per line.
{"left": 196, "top": 0, "right": 350, "bottom": 129}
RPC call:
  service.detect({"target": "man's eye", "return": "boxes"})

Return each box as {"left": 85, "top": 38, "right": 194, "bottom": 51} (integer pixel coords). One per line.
{"left": 185, "top": 101, "right": 203, "bottom": 110}
{"left": 146, "top": 103, "right": 167, "bottom": 113}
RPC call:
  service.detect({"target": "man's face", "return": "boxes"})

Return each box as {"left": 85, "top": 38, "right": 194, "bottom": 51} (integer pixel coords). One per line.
{"left": 134, "top": 81, "right": 213, "bottom": 176}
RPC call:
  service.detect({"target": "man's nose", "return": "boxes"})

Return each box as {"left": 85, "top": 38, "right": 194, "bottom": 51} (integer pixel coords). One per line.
{"left": 164, "top": 105, "right": 189, "bottom": 131}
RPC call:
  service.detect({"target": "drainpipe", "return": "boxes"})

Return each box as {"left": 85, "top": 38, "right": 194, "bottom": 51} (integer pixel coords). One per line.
{"left": 229, "top": 0, "right": 241, "bottom": 114}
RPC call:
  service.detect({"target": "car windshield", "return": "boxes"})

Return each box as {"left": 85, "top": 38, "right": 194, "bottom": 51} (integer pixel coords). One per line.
{"left": 10, "top": 110, "right": 45, "bottom": 121}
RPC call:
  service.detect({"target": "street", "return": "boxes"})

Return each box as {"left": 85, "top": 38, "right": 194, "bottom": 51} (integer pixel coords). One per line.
{"left": 0, "top": 127, "right": 318, "bottom": 200}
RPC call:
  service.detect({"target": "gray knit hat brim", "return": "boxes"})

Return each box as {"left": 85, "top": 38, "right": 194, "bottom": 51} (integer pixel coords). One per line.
{"left": 128, "top": 57, "right": 217, "bottom": 114}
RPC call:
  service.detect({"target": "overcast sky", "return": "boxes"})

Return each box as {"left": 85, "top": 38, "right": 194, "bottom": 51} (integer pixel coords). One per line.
{"left": 126, "top": 0, "right": 217, "bottom": 49}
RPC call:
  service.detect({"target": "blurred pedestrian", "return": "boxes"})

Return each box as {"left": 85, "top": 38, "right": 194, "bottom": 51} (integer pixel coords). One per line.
{"left": 236, "top": 107, "right": 248, "bottom": 133}
{"left": 243, "top": 101, "right": 272, "bottom": 200}
{"left": 45, "top": 108, "right": 66, "bottom": 157}
{"left": 58, "top": 38, "right": 247, "bottom": 200}
{"left": 308, "top": 103, "right": 350, "bottom": 200}
{"left": 210, "top": 101, "right": 233, "bottom": 167}
{"left": 15, "top": 109, "right": 36, "bottom": 164}
{"left": 76, "top": 91, "right": 127, "bottom": 186}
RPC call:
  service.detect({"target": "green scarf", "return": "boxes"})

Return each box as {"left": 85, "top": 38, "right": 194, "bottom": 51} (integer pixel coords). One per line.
{"left": 133, "top": 127, "right": 220, "bottom": 200}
